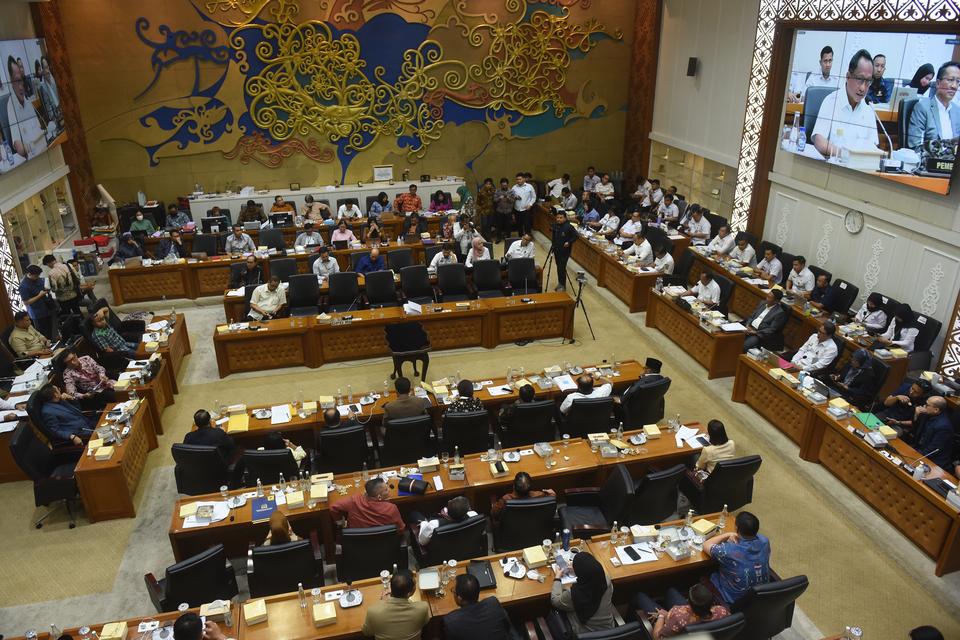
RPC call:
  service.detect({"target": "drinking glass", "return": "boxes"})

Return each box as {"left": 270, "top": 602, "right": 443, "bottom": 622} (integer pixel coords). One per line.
{"left": 220, "top": 485, "right": 228, "bottom": 499}
{"left": 79, "top": 626, "right": 92, "bottom": 640}
{"left": 312, "top": 587, "right": 322, "bottom": 606}
{"left": 562, "top": 434, "right": 570, "bottom": 449}
{"left": 380, "top": 570, "right": 391, "bottom": 592}
{"left": 353, "top": 473, "right": 361, "bottom": 489}
{"left": 440, "top": 451, "right": 450, "bottom": 468}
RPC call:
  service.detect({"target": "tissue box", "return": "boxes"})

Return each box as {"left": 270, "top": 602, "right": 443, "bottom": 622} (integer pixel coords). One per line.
{"left": 489, "top": 461, "right": 509, "bottom": 477}
{"left": 318, "top": 396, "right": 335, "bottom": 408}
{"left": 313, "top": 602, "right": 337, "bottom": 628}
{"left": 543, "top": 365, "right": 562, "bottom": 377}
{"left": 179, "top": 502, "right": 199, "bottom": 518}
{"left": 587, "top": 432, "right": 610, "bottom": 443}
{"left": 878, "top": 425, "right": 898, "bottom": 440}
{"left": 522, "top": 545, "right": 548, "bottom": 568}
{"left": 200, "top": 600, "right": 231, "bottom": 621}
{"left": 642, "top": 424, "right": 661, "bottom": 439}
{"left": 88, "top": 437, "right": 104, "bottom": 450}
{"left": 311, "top": 472, "right": 334, "bottom": 485}
{"left": 829, "top": 397, "right": 850, "bottom": 410}
{"left": 227, "top": 404, "right": 247, "bottom": 415}
{"left": 195, "top": 504, "right": 215, "bottom": 521}
{"left": 665, "top": 540, "right": 692, "bottom": 561}
{"left": 889, "top": 348, "right": 908, "bottom": 358}
{"left": 114, "top": 379, "right": 131, "bottom": 391}
{"left": 533, "top": 442, "right": 554, "bottom": 457}
{"left": 95, "top": 446, "right": 115, "bottom": 461}
{"left": 598, "top": 443, "right": 620, "bottom": 458}
{"left": 309, "top": 483, "right": 329, "bottom": 501}
{"left": 448, "top": 463, "right": 466, "bottom": 481}
{"left": 630, "top": 525, "right": 658, "bottom": 543}
{"left": 303, "top": 401, "right": 318, "bottom": 415}
{"left": 145, "top": 341, "right": 160, "bottom": 353}
{"left": 244, "top": 599, "right": 268, "bottom": 625}
{"left": 286, "top": 490, "right": 305, "bottom": 509}
{"left": 418, "top": 456, "right": 440, "bottom": 473}
{"left": 768, "top": 367, "right": 785, "bottom": 380}
{"left": 691, "top": 519, "right": 719, "bottom": 537}
{"left": 100, "top": 622, "right": 128, "bottom": 640}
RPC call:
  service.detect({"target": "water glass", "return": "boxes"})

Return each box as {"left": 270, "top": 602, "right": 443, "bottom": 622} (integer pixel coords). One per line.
{"left": 562, "top": 434, "right": 570, "bottom": 449}
{"left": 440, "top": 451, "right": 450, "bottom": 468}
{"left": 353, "top": 473, "right": 361, "bottom": 489}
{"left": 312, "top": 587, "right": 322, "bottom": 606}
{"left": 220, "top": 485, "right": 228, "bottom": 499}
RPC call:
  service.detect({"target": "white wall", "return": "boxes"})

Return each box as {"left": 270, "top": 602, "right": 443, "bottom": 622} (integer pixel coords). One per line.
{"left": 650, "top": 0, "right": 759, "bottom": 167}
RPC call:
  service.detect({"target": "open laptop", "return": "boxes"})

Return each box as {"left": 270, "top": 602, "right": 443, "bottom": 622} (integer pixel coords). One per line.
{"left": 243, "top": 221, "right": 260, "bottom": 231}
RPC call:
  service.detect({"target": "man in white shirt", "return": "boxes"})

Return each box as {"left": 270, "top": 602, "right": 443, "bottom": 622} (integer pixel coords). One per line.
{"left": 590, "top": 211, "right": 620, "bottom": 237}
{"left": 511, "top": 172, "right": 537, "bottom": 235}
{"left": 595, "top": 173, "right": 616, "bottom": 201}
{"left": 622, "top": 230, "right": 652, "bottom": 264}
{"left": 337, "top": 201, "right": 362, "bottom": 220}
{"left": 812, "top": 49, "right": 879, "bottom": 158}
{"left": 616, "top": 211, "right": 643, "bottom": 245}
{"left": 547, "top": 174, "right": 571, "bottom": 200}
{"left": 653, "top": 246, "right": 675, "bottom": 274}
{"left": 786, "top": 255, "right": 816, "bottom": 297}
{"left": 906, "top": 61, "right": 960, "bottom": 150}
{"left": 561, "top": 187, "right": 578, "bottom": 211}
{"left": 790, "top": 322, "right": 839, "bottom": 372}
{"left": 224, "top": 224, "right": 256, "bottom": 254}
{"left": 505, "top": 234, "right": 535, "bottom": 260}
{"left": 683, "top": 272, "right": 721, "bottom": 307}
{"left": 707, "top": 225, "right": 735, "bottom": 255}
{"left": 415, "top": 496, "right": 477, "bottom": 546}
{"left": 430, "top": 243, "right": 458, "bottom": 269}
{"left": 312, "top": 246, "right": 340, "bottom": 277}
{"left": 802, "top": 46, "right": 838, "bottom": 97}
{"left": 657, "top": 193, "right": 679, "bottom": 223}
{"left": 6, "top": 56, "right": 46, "bottom": 158}
{"left": 559, "top": 374, "right": 613, "bottom": 414}
{"left": 294, "top": 222, "right": 324, "bottom": 247}
{"left": 582, "top": 166, "right": 600, "bottom": 193}
{"left": 248, "top": 276, "right": 286, "bottom": 321}
{"left": 756, "top": 247, "right": 783, "bottom": 284}
{"left": 631, "top": 176, "right": 651, "bottom": 203}
{"left": 641, "top": 179, "right": 663, "bottom": 210}
{"left": 684, "top": 208, "right": 711, "bottom": 246}
{"left": 729, "top": 237, "right": 757, "bottom": 266}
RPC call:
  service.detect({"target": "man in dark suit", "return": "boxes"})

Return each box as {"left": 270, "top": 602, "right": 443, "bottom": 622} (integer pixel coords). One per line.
{"left": 443, "top": 574, "right": 515, "bottom": 640}
{"left": 909, "top": 397, "right": 955, "bottom": 470}
{"left": 383, "top": 376, "right": 427, "bottom": 422}
{"left": 743, "top": 289, "right": 788, "bottom": 351}
{"left": 828, "top": 348, "right": 876, "bottom": 408}
{"left": 183, "top": 409, "right": 236, "bottom": 460}
{"left": 551, "top": 211, "right": 577, "bottom": 292}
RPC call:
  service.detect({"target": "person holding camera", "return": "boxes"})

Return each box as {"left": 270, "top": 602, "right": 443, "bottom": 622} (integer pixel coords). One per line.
{"left": 551, "top": 211, "right": 577, "bottom": 292}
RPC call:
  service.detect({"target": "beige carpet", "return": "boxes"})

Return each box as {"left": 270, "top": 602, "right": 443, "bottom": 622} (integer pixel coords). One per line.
{"left": 1, "top": 237, "right": 959, "bottom": 638}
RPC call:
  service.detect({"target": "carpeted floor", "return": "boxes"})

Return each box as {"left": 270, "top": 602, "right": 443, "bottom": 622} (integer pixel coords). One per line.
{"left": 1, "top": 236, "right": 958, "bottom": 638}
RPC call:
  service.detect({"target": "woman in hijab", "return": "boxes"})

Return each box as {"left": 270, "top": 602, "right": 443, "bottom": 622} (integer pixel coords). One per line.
{"left": 830, "top": 348, "right": 876, "bottom": 408}
{"left": 464, "top": 236, "right": 491, "bottom": 267}
{"left": 908, "top": 63, "right": 935, "bottom": 96}
{"left": 549, "top": 551, "right": 615, "bottom": 636}
{"left": 878, "top": 303, "right": 920, "bottom": 352}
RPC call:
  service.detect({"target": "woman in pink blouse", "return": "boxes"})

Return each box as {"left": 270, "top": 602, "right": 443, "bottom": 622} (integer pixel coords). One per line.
{"left": 429, "top": 190, "right": 452, "bottom": 213}
{"left": 331, "top": 220, "right": 358, "bottom": 245}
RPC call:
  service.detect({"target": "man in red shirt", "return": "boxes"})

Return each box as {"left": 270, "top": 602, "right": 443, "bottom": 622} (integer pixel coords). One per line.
{"left": 331, "top": 477, "right": 406, "bottom": 532}
{"left": 393, "top": 184, "right": 423, "bottom": 214}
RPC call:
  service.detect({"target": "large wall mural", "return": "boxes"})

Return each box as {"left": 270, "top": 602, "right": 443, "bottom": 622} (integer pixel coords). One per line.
{"left": 121, "top": 0, "right": 622, "bottom": 181}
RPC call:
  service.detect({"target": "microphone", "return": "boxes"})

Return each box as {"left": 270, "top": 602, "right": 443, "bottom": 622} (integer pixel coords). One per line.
{"left": 874, "top": 108, "right": 902, "bottom": 172}
{"left": 910, "top": 449, "right": 939, "bottom": 467}
{"left": 344, "top": 295, "right": 362, "bottom": 313}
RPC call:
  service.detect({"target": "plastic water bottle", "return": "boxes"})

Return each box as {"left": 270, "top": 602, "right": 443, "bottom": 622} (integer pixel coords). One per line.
{"left": 655, "top": 276, "right": 663, "bottom": 293}
{"left": 719, "top": 504, "right": 729, "bottom": 529}
{"left": 616, "top": 421, "right": 624, "bottom": 441}
{"left": 789, "top": 112, "right": 800, "bottom": 149}
{"left": 256, "top": 478, "right": 264, "bottom": 497}
{"left": 361, "top": 462, "right": 369, "bottom": 482}
{"left": 797, "top": 127, "right": 806, "bottom": 152}
{"left": 278, "top": 473, "right": 286, "bottom": 491}
{"left": 685, "top": 509, "right": 694, "bottom": 529}
{"left": 453, "top": 446, "right": 461, "bottom": 465}
{"left": 298, "top": 582, "right": 307, "bottom": 609}
{"left": 610, "top": 520, "right": 619, "bottom": 545}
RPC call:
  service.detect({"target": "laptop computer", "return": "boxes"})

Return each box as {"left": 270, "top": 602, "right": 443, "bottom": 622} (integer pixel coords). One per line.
{"left": 243, "top": 221, "right": 260, "bottom": 231}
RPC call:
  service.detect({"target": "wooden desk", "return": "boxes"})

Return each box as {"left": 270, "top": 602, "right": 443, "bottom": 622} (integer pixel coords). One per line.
{"left": 645, "top": 291, "right": 745, "bottom": 378}
{"left": 731, "top": 355, "right": 824, "bottom": 447}
{"left": 875, "top": 171, "right": 950, "bottom": 195}
{"left": 213, "top": 293, "right": 575, "bottom": 377}
{"left": 799, "top": 406, "right": 960, "bottom": 576}
{"left": 570, "top": 238, "right": 661, "bottom": 313}
{"left": 136, "top": 313, "right": 192, "bottom": 394}
{"left": 116, "top": 357, "right": 174, "bottom": 435}
{"left": 5, "top": 606, "right": 227, "bottom": 640}
{"left": 75, "top": 400, "right": 158, "bottom": 522}
{"left": 688, "top": 251, "right": 907, "bottom": 397}
{"left": 0, "top": 420, "right": 28, "bottom": 482}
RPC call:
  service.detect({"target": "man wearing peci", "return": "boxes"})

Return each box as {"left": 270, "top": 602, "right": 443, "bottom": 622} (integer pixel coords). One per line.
{"left": 907, "top": 61, "right": 960, "bottom": 152}
{"left": 811, "top": 49, "right": 880, "bottom": 158}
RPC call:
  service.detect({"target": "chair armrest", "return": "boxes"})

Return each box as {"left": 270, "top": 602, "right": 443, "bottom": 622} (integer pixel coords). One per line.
{"left": 144, "top": 572, "right": 165, "bottom": 613}
{"left": 562, "top": 487, "right": 601, "bottom": 507}
{"left": 466, "top": 283, "right": 478, "bottom": 299}
{"left": 51, "top": 445, "right": 83, "bottom": 465}
{"left": 502, "top": 283, "right": 514, "bottom": 296}
{"left": 433, "top": 286, "right": 444, "bottom": 303}
{"left": 395, "top": 290, "right": 407, "bottom": 305}
{"left": 531, "top": 617, "right": 555, "bottom": 640}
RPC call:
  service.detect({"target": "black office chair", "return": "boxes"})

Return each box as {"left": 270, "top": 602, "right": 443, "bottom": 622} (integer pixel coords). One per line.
{"left": 507, "top": 257, "right": 540, "bottom": 293}
{"left": 627, "top": 464, "right": 684, "bottom": 525}
{"left": 145, "top": 544, "right": 239, "bottom": 613}
{"left": 500, "top": 399, "right": 556, "bottom": 447}
{"left": 877, "top": 293, "right": 899, "bottom": 331}
{"left": 337, "top": 525, "right": 408, "bottom": 583}
{"left": 307, "top": 253, "right": 322, "bottom": 272}
{"left": 424, "top": 244, "right": 442, "bottom": 266}
{"left": 172, "top": 444, "right": 230, "bottom": 495}
{"left": 777, "top": 252, "right": 795, "bottom": 287}
{"left": 25, "top": 391, "right": 86, "bottom": 454}
{"left": 258, "top": 228, "right": 285, "bottom": 252}
{"left": 229, "top": 262, "right": 248, "bottom": 289}
{"left": 366, "top": 270, "right": 402, "bottom": 308}
{"left": 381, "top": 415, "right": 434, "bottom": 467}
{"left": 365, "top": 195, "right": 379, "bottom": 215}
{"left": 413, "top": 514, "right": 488, "bottom": 566}
{"left": 808, "top": 264, "right": 831, "bottom": 284}
{"left": 241, "top": 449, "right": 300, "bottom": 487}
{"left": 704, "top": 213, "right": 727, "bottom": 239}
{"left": 247, "top": 539, "right": 323, "bottom": 598}
{"left": 400, "top": 265, "right": 436, "bottom": 305}
{"left": 503, "top": 237, "right": 521, "bottom": 254}
{"left": 680, "top": 613, "right": 746, "bottom": 639}
{"left": 866, "top": 357, "right": 891, "bottom": 409}
{"left": 387, "top": 248, "right": 413, "bottom": 271}
{"left": 574, "top": 622, "right": 646, "bottom": 640}
{"left": 898, "top": 97, "right": 920, "bottom": 147}
{"left": 681, "top": 455, "right": 762, "bottom": 513}
{"left": 287, "top": 273, "right": 320, "bottom": 316}
{"left": 564, "top": 397, "right": 615, "bottom": 438}
{"left": 192, "top": 233, "right": 220, "bottom": 256}
{"left": 206, "top": 208, "right": 232, "bottom": 224}
{"left": 473, "top": 259, "right": 509, "bottom": 298}
{"left": 268, "top": 257, "right": 297, "bottom": 283}
{"left": 735, "top": 230, "right": 758, "bottom": 248}
{"left": 713, "top": 274, "right": 734, "bottom": 315}
{"left": 909, "top": 313, "right": 943, "bottom": 371}
{"left": 350, "top": 251, "right": 371, "bottom": 272}
{"left": 436, "top": 263, "right": 474, "bottom": 302}
{"left": 831, "top": 278, "right": 860, "bottom": 313}
{"left": 802, "top": 86, "right": 837, "bottom": 143}
{"left": 325, "top": 272, "right": 362, "bottom": 312}
{"left": 493, "top": 495, "right": 558, "bottom": 552}
{"left": 242, "top": 285, "right": 258, "bottom": 319}
{"left": 663, "top": 249, "right": 695, "bottom": 286}
{"left": 620, "top": 377, "right": 670, "bottom": 427}
{"left": 315, "top": 423, "right": 371, "bottom": 474}
{"left": 79, "top": 316, "right": 130, "bottom": 378}
{"left": 442, "top": 410, "right": 490, "bottom": 454}
{"left": 385, "top": 322, "right": 431, "bottom": 381}
{"left": 559, "top": 464, "right": 635, "bottom": 539}
{"left": 9, "top": 423, "right": 81, "bottom": 529}
{"left": 757, "top": 240, "right": 782, "bottom": 259}
{"left": 731, "top": 575, "right": 809, "bottom": 640}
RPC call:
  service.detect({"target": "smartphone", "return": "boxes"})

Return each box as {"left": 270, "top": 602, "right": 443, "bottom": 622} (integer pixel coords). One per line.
{"left": 623, "top": 546, "right": 641, "bottom": 561}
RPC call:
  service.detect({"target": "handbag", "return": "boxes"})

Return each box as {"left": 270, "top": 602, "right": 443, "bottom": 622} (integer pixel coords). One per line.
{"left": 397, "top": 476, "right": 429, "bottom": 495}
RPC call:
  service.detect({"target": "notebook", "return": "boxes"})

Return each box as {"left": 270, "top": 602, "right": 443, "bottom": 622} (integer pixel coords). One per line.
{"left": 467, "top": 559, "right": 497, "bottom": 590}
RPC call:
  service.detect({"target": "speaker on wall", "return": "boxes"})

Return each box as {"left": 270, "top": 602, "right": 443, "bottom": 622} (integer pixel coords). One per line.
{"left": 687, "top": 57, "right": 698, "bottom": 77}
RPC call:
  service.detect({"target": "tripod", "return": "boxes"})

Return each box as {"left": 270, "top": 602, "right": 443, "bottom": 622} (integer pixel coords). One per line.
{"left": 569, "top": 276, "right": 596, "bottom": 342}
{"left": 544, "top": 246, "right": 554, "bottom": 291}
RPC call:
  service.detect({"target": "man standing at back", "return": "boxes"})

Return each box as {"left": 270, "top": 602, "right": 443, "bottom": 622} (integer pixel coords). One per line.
{"left": 362, "top": 569, "right": 430, "bottom": 640}
{"left": 510, "top": 172, "right": 537, "bottom": 236}
{"left": 551, "top": 211, "right": 577, "bottom": 292}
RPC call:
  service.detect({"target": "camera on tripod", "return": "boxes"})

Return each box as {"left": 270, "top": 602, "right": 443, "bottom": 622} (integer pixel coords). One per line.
{"left": 576, "top": 270, "right": 587, "bottom": 284}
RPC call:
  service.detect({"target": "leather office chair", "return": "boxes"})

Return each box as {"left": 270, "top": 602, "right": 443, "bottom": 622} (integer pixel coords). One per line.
{"left": 866, "top": 357, "right": 891, "bottom": 409}
{"left": 287, "top": 273, "right": 321, "bottom": 316}
{"left": 192, "top": 233, "right": 220, "bottom": 257}
{"left": 229, "top": 262, "right": 248, "bottom": 288}
{"left": 350, "top": 251, "right": 371, "bottom": 272}
{"left": 731, "top": 575, "right": 809, "bottom": 640}
{"left": 877, "top": 294, "right": 899, "bottom": 331}
{"left": 315, "top": 423, "right": 371, "bottom": 474}
{"left": 436, "top": 263, "right": 475, "bottom": 302}
{"left": 757, "top": 241, "right": 781, "bottom": 260}
{"left": 577, "top": 622, "right": 647, "bottom": 640}
{"left": 681, "top": 454, "right": 762, "bottom": 513}
{"left": 908, "top": 313, "right": 942, "bottom": 371}
{"left": 247, "top": 539, "right": 323, "bottom": 598}
{"left": 559, "top": 464, "right": 635, "bottom": 539}
{"left": 337, "top": 525, "right": 408, "bottom": 583}
{"left": 473, "top": 259, "right": 509, "bottom": 298}
{"left": 242, "top": 285, "right": 257, "bottom": 319}
{"left": 493, "top": 495, "right": 557, "bottom": 552}
{"left": 79, "top": 316, "right": 130, "bottom": 378}
{"left": 808, "top": 264, "right": 832, "bottom": 283}
{"left": 413, "top": 513, "right": 487, "bottom": 566}
{"left": 898, "top": 97, "right": 920, "bottom": 147}
{"left": 680, "top": 612, "right": 746, "bottom": 639}
{"left": 325, "top": 272, "right": 363, "bottom": 312}
{"left": 500, "top": 399, "right": 556, "bottom": 447}
{"left": 9, "top": 422, "right": 81, "bottom": 529}
{"left": 26, "top": 390, "right": 88, "bottom": 454}
{"left": 386, "top": 248, "right": 413, "bottom": 270}
{"left": 507, "top": 257, "right": 540, "bottom": 293}
{"left": 735, "top": 230, "right": 757, "bottom": 248}
{"left": 400, "top": 265, "right": 436, "bottom": 304}
{"left": 831, "top": 278, "right": 860, "bottom": 314}
{"left": 206, "top": 208, "right": 232, "bottom": 224}
{"left": 364, "top": 195, "right": 379, "bottom": 215}
{"left": 628, "top": 464, "right": 684, "bottom": 525}
{"left": 620, "top": 376, "right": 670, "bottom": 427}
{"left": 713, "top": 274, "right": 734, "bottom": 315}
{"left": 241, "top": 449, "right": 300, "bottom": 487}
{"left": 662, "top": 249, "right": 695, "bottom": 287}
{"left": 564, "top": 397, "right": 615, "bottom": 438}
{"left": 259, "top": 228, "right": 285, "bottom": 252}
{"left": 442, "top": 410, "right": 490, "bottom": 455}
{"left": 424, "top": 244, "right": 442, "bottom": 266}
{"left": 704, "top": 213, "right": 727, "bottom": 239}
{"left": 307, "top": 253, "right": 321, "bottom": 272}
{"left": 267, "top": 257, "right": 297, "bottom": 283}
{"left": 503, "top": 237, "right": 521, "bottom": 255}
{"left": 381, "top": 415, "right": 434, "bottom": 467}
{"left": 384, "top": 322, "right": 431, "bottom": 381}
{"left": 777, "top": 252, "right": 795, "bottom": 287}
{"left": 802, "top": 86, "right": 837, "bottom": 143}
{"left": 144, "top": 544, "right": 239, "bottom": 613}
{"left": 92, "top": 299, "right": 146, "bottom": 343}
{"left": 172, "top": 444, "right": 230, "bottom": 495}
{"left": 365, "top": 270, "right": 402, "bottom": 308}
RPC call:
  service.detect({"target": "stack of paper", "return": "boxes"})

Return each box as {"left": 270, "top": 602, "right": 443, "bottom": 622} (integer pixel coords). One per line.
{"left": 270, "top": 404, "right": 292, "bottom": 424}
{"left": 553, "top": 374, "right": 576, "bottom": 391}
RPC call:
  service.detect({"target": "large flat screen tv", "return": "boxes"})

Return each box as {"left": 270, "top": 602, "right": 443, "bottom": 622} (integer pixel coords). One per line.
{"left": 781, "top": 29, "right": 958, "bottom": 195}
{"left": 0, "top": 38, "right": 66, "bottom": 175}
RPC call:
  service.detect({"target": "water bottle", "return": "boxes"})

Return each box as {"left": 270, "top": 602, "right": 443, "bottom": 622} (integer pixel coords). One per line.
{"left": 279, "top": 473, "right": 286, "bottom": 491}
{"left": 256, "top": 478, "right": 264, "bottom": 497}
{"left": 616, "top": 421, "right": 624, "bottom": 441}
{"left": 361, "top": 462, "right": 369, "bottom": 482}
{"left": 789, "top": 112, "right": 800, "bottom": 149}
{"left": 298, "top": 582, "right": 307, "bottom": 609}
{"left": 610, "top": 520, "right": 619, "bottom": 545}
{"left": 453, "top": 446, "right": 460, "bottom": 465}
{"left": 719, "top": 504, "right": 728, "bottom": 529}
{"left": 797, "top": 126, "right": 806, "bottom": 152}
{"left": 685, "top": 509, "right": 694, "bottom": 528}
{"left": 50, "top": 624, "right": 63, "bottom": 638}
{"left": 562, "top": 528, "right": 571, "bottom": 551}
{"left": 130, "top": 387, "right": 139, "bottom": 403}
{"left": 655, "top": 276, "right": 663, "bottom": 293}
